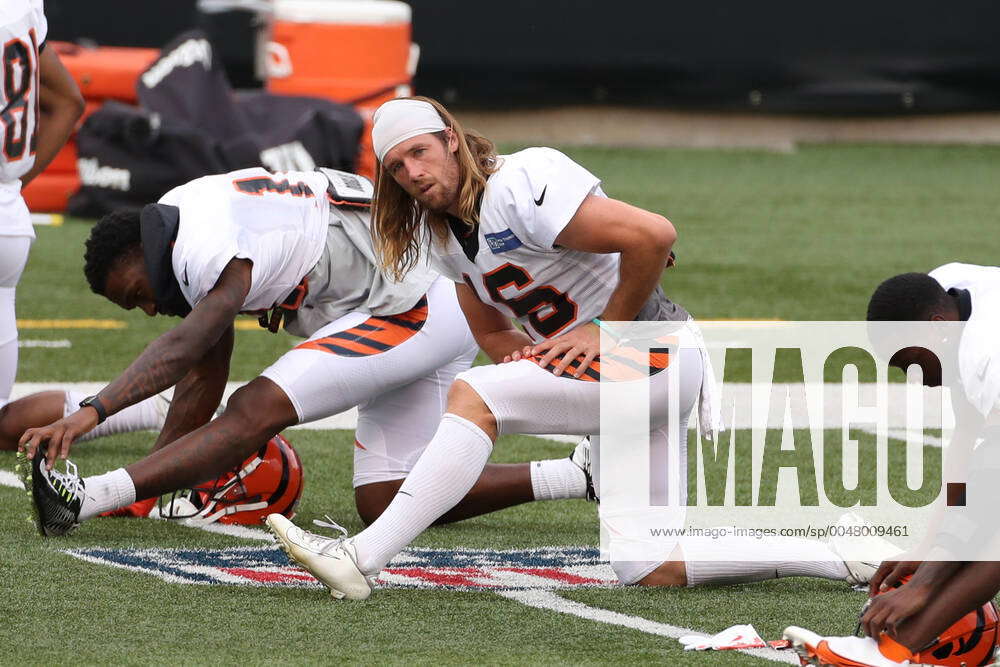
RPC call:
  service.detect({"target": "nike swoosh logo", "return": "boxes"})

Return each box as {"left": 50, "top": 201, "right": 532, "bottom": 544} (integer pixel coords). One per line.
{"left": 181, "top": 265, "right": 189, "bottom": 287}
{"left": 534, "top": 185, "right": 547, "bottom": 206}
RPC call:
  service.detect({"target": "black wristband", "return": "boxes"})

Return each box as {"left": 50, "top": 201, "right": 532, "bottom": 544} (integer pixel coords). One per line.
{"left": 79, "top": 395, "right": 109, "bottom": 424}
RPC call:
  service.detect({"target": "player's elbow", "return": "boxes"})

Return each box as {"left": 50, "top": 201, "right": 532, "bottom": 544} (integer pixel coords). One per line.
{"left": 66, "top": 89, "right": 86, "bottom": 121}
{"left": 44, "top": 85, "right": 85, "bottom": 122}
{"left": 641, "top": 214, "right": 676, "bottom": 257}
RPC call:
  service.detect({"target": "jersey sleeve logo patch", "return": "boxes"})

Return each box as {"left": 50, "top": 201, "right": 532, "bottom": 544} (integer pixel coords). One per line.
{"left": 484, "top": 229, "right": 524, "bottom": 254}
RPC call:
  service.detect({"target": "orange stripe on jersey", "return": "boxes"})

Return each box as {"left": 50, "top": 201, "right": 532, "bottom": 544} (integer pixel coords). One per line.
{"left": 531, "top": 344, "right": 670, "bottom": 382}
{"left": 295, "top": 297, "right": 428, "bottom": 357}
{"left": 327, "top": 195, "right": 372, "bottom": 208}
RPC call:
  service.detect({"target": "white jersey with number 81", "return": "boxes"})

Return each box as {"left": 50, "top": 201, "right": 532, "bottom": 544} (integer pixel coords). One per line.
{"left": 0, "top": 0, "right": 45, "bottom": 186}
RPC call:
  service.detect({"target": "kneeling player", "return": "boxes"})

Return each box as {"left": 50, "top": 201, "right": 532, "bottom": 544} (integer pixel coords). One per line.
{"left": 784, "top": 561, "right": 1000, "bottom": 666}
{"left": 781, "top": 265, "right": 1000, "bottom": 666}
{"left": 16, "top": 168, "right": 591, "bottom": 534}
{"left": 1, "top": 389, "right": 168, "bottom": 454}
{"left": 2, "top": 385, "right": 588, "bottom": 523}
{"left": 267, "top": 97, "right": 890, "bottom": 599}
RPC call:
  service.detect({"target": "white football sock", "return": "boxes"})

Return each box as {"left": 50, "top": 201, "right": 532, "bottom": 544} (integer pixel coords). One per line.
{"left": 529, "top": 457, "right": 588, "bottom": 501}
{"left": 79, "top": 468, "right": 137, "bottom": 520}
{"left": 352, "top": 413, "right": 493, "bottom": 575}
{"left": 66, "top": 391, "right": 167, "bottom": 442}
{"left": 680, "top": 534, "right": 849, "bottom": 586}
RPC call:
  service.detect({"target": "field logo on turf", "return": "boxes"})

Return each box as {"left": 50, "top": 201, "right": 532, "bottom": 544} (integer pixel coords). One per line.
{"left": 63, "top": 545, "right": 618, "bottom": 590}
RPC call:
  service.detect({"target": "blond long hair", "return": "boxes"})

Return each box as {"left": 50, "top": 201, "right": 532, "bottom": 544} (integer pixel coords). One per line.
{"left": 371, "top": 96, "right": 498, "bottom": 281}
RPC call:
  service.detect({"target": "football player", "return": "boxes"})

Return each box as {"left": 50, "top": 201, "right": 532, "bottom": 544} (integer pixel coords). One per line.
{"left": 782, "top": 264, "right": 1000, "bottom": 666}
{"left": 1, "top": 0, "right": 84, "bottom": 409}
{"left": 17, "top": 167, "right": 593, "bottom": 534}
{"left": 785, "top": 563, "right": 1000, "bottom": 666}
{"left": 1, "top": 388, "right": 169, "bottom": 453}
{"left": 266, "top": 97, "right": 886, "bottom": 600}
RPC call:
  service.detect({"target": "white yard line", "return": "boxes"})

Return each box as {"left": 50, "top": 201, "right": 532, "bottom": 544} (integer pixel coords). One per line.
{"left": 497, "top": 589, "right": 798, "bottom": 664}
{"left": 180, "top": 521, "right": 274, "bottom": 541}
{"left": 146, "top": 505, "right": 274, "bottom": 541}
{"left": 18, "top": 339, "right": 72, "bottom": 348}
{"left": 8, "top": 381, "right": 955, "bottom": 435}
{"left": 855, "top": 426, "right": 944, "bottom": 447}
{"left": 0, "top": 469, "right": 24, "bottom": 490}
{"left": 6, "top": 382, "right": 578, "bottom": 436}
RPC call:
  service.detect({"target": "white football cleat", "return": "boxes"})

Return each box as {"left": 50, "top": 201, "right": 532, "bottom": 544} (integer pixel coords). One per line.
{"left": 266, "top": 513, "right": 374, "bottom": 600}
{"left": 829, "top": 513, "right": 903, "bottom": 586}
{"left": 783, "top": 626, "right": 911, "bottom": 666}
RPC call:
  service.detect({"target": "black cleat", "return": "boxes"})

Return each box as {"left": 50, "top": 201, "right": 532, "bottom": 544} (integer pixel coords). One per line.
{"left": 16, "top": 447, "right": 85, "bottom": 537}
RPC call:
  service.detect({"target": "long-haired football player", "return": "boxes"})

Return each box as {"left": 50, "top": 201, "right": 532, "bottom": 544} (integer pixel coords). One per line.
{"left": 266, "top": 97, "right": 891, "bottom": 600}
{"left": 1, "top": 1, "right": 84, "bottom": 411}
{"left": 16, "top": 166, "right": 594, "bottom": 535}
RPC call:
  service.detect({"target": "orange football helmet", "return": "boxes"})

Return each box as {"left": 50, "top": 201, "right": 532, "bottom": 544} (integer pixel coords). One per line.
{"left": 160, "top": 434, "right": 304, "bottom": 525}
{"left": 862, "top": 576, "right": 1000, "bottom": 667}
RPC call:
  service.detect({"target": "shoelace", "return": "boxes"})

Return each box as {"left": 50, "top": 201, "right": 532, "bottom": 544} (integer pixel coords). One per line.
{"left": 313, "top": 515, "right": 348, "bottom": 536}
{"left": 46, "top": 460, "right": 84, "bottom": 503}
{"left": 314, "top": 516, "right": 375, "bottom": 585}
{"left": 295, "top": 515, "right": 349, "bottom": 555}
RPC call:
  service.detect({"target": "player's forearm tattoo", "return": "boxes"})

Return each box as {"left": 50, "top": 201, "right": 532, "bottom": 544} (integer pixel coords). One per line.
{"left": 99, "top": 333, "right": 204, "bottom": 415}
{"left": 151, "top": 328, "right": 233, "bottom": 453}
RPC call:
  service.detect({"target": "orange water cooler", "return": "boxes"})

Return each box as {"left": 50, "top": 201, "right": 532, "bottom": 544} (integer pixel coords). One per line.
{"left": 266, "top": 0, "right": 417, "bottom": 180}
{"left": 22, "top": 42, "right": 158, "bottom": 212}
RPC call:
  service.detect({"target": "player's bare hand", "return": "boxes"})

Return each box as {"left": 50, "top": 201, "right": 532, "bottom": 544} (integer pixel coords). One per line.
{"left": 869, "top": 559, "right": 921, "bottom": 596}
{"left": 861, "top": 582, "right": 931, "bottom": 640}
{"left": 502, "top": 345, "right": 534, "bottom": 363}
{"left": 531, "top": 322, "right": 600, "bottom": 377}
{"left": 18, "top": 408, "right": 98, "bottom": 469}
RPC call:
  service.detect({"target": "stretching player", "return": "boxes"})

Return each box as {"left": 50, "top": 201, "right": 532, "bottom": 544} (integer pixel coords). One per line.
{"left": 18, "top": 167, "right": 591, "bottom": 534}
{"left": 1, "top": 0, "right": 84, "bottom": 409}
{"left": 2, "top": 383, "right": 588, "bottom": 522}
{"left": 267, "top": 97, "right": 885, "bottom": 599}
{"left": 1, "top": 390, "right": 168, "bottom": 452}
{"left": 785, "top": 264, "right": 1000, "bottom": 666}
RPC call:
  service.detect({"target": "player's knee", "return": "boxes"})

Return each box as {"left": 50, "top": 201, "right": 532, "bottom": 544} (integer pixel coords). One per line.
{"left": 613, "top": 560, "right": 688, "bottom": 587}
{"left": 0, "top": 403, "right": 17, "bottom": 450}
{"left": 446, "top": 379, "right": 496, "bottom": 436}
{"left": 223, "top": 381, "right": 296, "bottom": 435}
{"left": 354, "top": 480, "right": 402, "bottom": 526}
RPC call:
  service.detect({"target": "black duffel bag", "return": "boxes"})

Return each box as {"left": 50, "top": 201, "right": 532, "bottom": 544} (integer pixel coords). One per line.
{"left": 69, "top": 29, "right": 363, "bottom": 217}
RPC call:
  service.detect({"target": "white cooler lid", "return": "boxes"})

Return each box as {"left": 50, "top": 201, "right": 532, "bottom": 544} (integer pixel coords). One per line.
{"left": 273, "top": 0, "right": 411, "bottom": 24}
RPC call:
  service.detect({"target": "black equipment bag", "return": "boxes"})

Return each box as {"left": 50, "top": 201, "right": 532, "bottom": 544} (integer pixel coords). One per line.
{"left": 70, "top": 29, "right": 363, "bottom": 217}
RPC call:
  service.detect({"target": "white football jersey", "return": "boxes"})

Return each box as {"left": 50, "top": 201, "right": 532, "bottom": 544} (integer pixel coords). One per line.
{"left": 430, "top": 148, "right": 619, "bottom": 340}
{"left": 159, "top": 168, "right": 331, "bottom": 312}
{"left": 930, "top": 262, "right": 1000, "bottom": 419}
{"left": 0, "top": 0, "right": 46, "bottom": 237}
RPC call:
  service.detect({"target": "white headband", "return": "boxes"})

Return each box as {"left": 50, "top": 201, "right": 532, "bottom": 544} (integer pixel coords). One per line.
{"left": 371, "top": 99, "right": 447, "bottom": 164}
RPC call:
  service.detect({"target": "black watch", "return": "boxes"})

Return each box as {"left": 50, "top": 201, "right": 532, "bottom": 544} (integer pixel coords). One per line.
{"left": 79, "top": 395, "right": 109, "bottom": 424}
